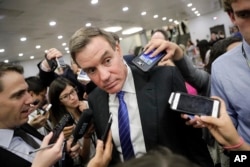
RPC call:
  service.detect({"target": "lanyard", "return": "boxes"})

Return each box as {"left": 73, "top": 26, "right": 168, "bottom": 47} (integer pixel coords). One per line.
{"left": 242, "top": 44, "right": 250, "bottom": 68}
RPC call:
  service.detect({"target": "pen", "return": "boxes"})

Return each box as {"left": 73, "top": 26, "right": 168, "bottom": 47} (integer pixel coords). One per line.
{"left": 28, "top": 143, "right": 55, "bottom": 154}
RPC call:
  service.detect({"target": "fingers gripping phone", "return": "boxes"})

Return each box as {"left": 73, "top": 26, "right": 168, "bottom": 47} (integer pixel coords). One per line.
{"left": 168, "top": 92, "right": 220, "bottom": 117}
{"left": 132, "top": 50, "right": 166, "bottom": 72}
{"left": 77, "top": 69, "right": 91, "bottom": 82}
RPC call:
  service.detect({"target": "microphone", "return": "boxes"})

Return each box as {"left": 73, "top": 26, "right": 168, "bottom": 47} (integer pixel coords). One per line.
{"left": 71, "top": 109, "right": 93, "bottom": 147}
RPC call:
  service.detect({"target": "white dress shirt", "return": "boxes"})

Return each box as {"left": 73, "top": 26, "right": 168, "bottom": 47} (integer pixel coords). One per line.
{"left": 109, "top": 65, "right": 146, "bottom": 161}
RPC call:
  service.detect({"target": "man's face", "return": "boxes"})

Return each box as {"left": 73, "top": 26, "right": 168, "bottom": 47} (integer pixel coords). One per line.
{"left": 230, "top": 0, "right": 250, "bottom": 44}
{"left": 0, "top": 71, "right": 34, "bottom": 129}
{"left": 75, "top": 36, "right": 127, "bottom": 94}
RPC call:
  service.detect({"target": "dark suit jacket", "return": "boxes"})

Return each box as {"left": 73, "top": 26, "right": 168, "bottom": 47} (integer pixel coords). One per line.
{"left": 88, "top": 65, "right": 214, "bottom": 167}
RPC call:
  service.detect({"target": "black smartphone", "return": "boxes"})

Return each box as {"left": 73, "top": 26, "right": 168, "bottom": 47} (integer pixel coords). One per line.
{"left": 56, "top": 56, "right": 66, "bottom": 68}
{"left": 132, "top": 50, "right": 166, "bottom": 72}
{"left": 101, "top": 113, "right": 112, "bottom": 143}
{"left": 168, "top": 92, "right": 220, "bottom": 118}
{"left": 45, "top": 54, "right": 58, "bottom": 71}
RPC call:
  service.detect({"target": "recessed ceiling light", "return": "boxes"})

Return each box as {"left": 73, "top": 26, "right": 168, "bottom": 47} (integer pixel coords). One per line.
{"left": 187, "top": 3, "right": 192, "bottom": 7}
{"left": 194, "top": 11, "right": 199, "bottom": 14}
{"left": 119, "top": 37, "right": 123, "bottom": 41}
{"left": 192, "top": 8, "right": 196, "bottom": 11}
{"left": 49, "top": 21, "right": 56, "bottom": 26}
{"left": 86, "top": 23, "right": 92, "bottom": 27}
{"left": 0, "top": 49, "right": 5, "bottom": 53}
{"left": 45, "top": 50, "right": 48, "bottom": 53}
{"left": 19, "top": 53, "right": 23, "bottom": 57}
{"left": 122, "top": 7, "right": 129, "bottom": 12}
{"left": 141, "top": 11, "right": 147, "bottom": 16}
{"left": 197, "top": 13, "right": 200, "bottom": 16}
{"left": 65, "top": 47, "right": 69, "bottom": 51}
{"left": 174, "top": 20, "right": 179, "bottom": 25}
{"left": 30, "top": 56, "right": 34, "bottom": 59}
{"left": 20, "top": 37, "right": 27, "bottom": 41}
{"left": 36, "top": 45, "right": 41, "bottom": 49}
{"left": 62, "top": 43, "right": 67, "bottom": 46}
{"left": 169, "top": 19, "right": 173, "bottom": 22}
{"left": 103, "top": 26, "right": 122, "bottom": 33}
{"left": 153, "top": 15, "right": 159, "bottom": 19}
{"left": 4, "top": 60, "right": 9, "bottom": 63}
{"left": 162, "top": 17, "right": 167, "bottom": 21}
{"left": 57, "top": 35, "right": 63, "bottom": 39}
{"left": 213, "top": 16, "right": 217, "bottom": 20}
{"left": 91, "top": 0, "right": 98, "bottom": 4}
{"left": 66, "top": 50, "right": 70, "bottom": 53}
{"left": 122, "top": 27, "right": 143, "bottom": 35}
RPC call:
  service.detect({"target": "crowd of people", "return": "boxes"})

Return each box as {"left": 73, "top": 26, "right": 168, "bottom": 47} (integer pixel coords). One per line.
{"left": 1, "top": 0, "right": 250, "bottom": 167}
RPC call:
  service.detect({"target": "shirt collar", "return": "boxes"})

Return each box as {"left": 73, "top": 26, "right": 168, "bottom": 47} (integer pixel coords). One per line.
{"left": 0, "top": 129, "right": 14, "bottom": 149}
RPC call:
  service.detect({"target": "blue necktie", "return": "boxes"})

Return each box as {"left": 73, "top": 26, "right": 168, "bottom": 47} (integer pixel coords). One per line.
{"left": 117, "top": 91, "right": 135, "bottom": 161}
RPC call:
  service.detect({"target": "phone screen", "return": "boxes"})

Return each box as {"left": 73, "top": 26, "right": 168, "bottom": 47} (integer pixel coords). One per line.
{"left": 177, "top": 94, "right": 214, "bottom": 115}
{"left": 139, "top": 50, "right": 163, "bottom": 65}
{"left": 57, "top": 57, "right": 66, "bottom": 67}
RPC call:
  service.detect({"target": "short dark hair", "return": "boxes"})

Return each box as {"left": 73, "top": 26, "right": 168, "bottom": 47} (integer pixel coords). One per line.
{"left": 25, "top": 76, "right": 46, "bottom": 95}
{"left": 0, "top": 62, "right": 23, "bottom": 92}
{"left": 115, "top": 147, "right": 200, "bottom": 167}
{"left": 151, "top": 29, "right": 168, "bottom": 40}
{"left": 223, "top": 0, "right": 236, "bottom": 13}
{"left": 69, "top": 27, "right": 116, "bottom": 64}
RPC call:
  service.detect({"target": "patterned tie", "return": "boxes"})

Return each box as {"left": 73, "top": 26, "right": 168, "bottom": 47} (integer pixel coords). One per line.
{"left": 14, "top": 128, "right": 40, "bottom": 149}
{"left": 117, "top": 91, "right": 135, "bottom": 161}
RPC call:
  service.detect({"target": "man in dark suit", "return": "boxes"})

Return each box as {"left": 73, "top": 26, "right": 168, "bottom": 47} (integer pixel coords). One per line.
{"left": 69, "top": 27, "right": 214, "bottom": 167}
{"left": 0, "top": 62, "right": 79, "bottom": 167}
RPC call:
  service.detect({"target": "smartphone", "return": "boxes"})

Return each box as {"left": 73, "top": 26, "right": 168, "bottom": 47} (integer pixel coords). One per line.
{"left": 56, "top": 56, "right": 66, "bottom": 68}
{"left": 77, "top": 69, "right": 91, "bottom": 82}
{"left": 45, "top": 54, "right": 58, "bottom": 71}
{"left": 101, "top": 113, "right": 112, "bottom": 143}
{"left": 132, "top": 50, "right": 166, "bottom": 72}
{"left": 42, "top": 104, "right": 52, "bottom": 115}
{"left": 168, "top": 92, "right": 220, "bottom": 117}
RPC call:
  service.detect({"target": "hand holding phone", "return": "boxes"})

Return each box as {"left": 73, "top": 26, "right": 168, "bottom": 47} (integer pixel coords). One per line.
{"left": 101, "top": 113, "right": 112, "bottom": 143}
{"left": 169, "top": 92, "right": 220, "bottom": 118}
{"left": 77, "top": 69, "right": 91, "bottom": 83}
{"left": 132, "top": 50, "right": 166, "bottom": 72}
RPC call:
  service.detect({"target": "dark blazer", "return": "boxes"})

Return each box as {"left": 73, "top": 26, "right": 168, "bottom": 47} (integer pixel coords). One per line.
{"left": 88, "top": 65, "right": 214, "bottom": 167}
{"left": 0, "top": 124, "right": 44, "bottom": 167}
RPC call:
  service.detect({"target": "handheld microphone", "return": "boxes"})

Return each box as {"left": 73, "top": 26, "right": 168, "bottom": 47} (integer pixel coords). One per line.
{"left": 71, "top": 109, "right": 93, "bottom": 147}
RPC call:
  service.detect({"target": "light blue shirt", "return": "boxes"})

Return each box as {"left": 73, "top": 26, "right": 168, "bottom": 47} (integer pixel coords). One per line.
{"left": 211, "top": 39, "right": 250, "bottom": 144}
{"left": 0, "top": 129, "right": 41, "bottom": 162}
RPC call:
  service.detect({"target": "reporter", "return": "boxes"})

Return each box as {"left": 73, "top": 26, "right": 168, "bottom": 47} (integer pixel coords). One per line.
{"left": 31, "top": 132, "right": 64, "bottom": 167}
{"left": 196, "top": 97, "right": 250, "bottom": 151}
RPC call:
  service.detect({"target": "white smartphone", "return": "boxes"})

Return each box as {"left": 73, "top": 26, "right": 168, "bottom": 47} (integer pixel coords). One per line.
{"left": 169, "top": 92, "right": 220, "bottom": 117}
{"left": 77, "top": 69, "right": 91, "bottom": 82}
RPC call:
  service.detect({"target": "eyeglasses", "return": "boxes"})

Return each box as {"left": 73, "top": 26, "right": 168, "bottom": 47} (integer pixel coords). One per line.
{"left": 59, "top": 88, "right": 78, "bottom": 101}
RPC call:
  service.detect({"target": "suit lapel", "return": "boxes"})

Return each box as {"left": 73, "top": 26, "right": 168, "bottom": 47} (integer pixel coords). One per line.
{"left": 131, "top": 67, "right": 158, "bottom": 151}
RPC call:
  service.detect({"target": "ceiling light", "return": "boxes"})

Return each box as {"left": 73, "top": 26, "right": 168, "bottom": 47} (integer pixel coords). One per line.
{"left": 20, "top": 37, "right": 27, "bottom": 41}
{"left": 4, "top": 60, "right": 9, "bottom": 63}
{"left": 103, "top": 26, "right": 122, "bottom": 33}
{"left": 119, "top": 37, "right": 123, "bottom": 41}
{"left": 65, "top": 47, "right": 69, "bottom": 51}
{"left": 122, "top": 27, "right": 143, "bottom": 35}
{"left": 122, "top": 7, "right": 129, "bottom": 12}
{"left": 174, "top": 20, "right": 179, "bottom": 25}
{"left": 187, "top": 3, "right": 192, "bottom": 7}
{"left": 213, "top": 16, "right": 217, "bottom": 20}
{"left": 194, "top": 11, "right": 199, "bottom": 14}
{"left": 197, "top": 13, "right": 200, "bottom": 16}
{"left": 36, "top": 45, "right": 41, "bottom": 49}
{"left": 169, "top": 19, "right": 173, "bottom": 22}
{"left": 67, "top": 50, "right": 70, "bottom": 53}
{"left": 192, "top": 8, "right": 196, "bottom": 11}
{"left": 45, "top": 50, "right": 48, "bottom": 53}
{"left": 0, "top": 49, "right": 5, "bottom": 53}
{"left": 57, "top": 35, "right": 63, "bottom": 39}
{"left": 30, "top": 56, "right": 34, "bottom": 59}
{"left": 19, "top": 53, "right": 23, "bottom": 57}
{"left": 86, "top": 23, "right": 92, "bottom": 27}
{"left": 153, "top": 15, "right": 159, "bottom": 19}
{"left": 91, "top": 0, "right": 98, "bottom": 4}
{"left": 141, "top": 11, "right": 147, "bottom": 16}
{"left": 62, "top": 43, "right": 67, "bottom": 46}
{"left": 49, "top": 21, "right": 56, "bottom": 26}
{"left": 162, "top": 17, "right": 167, "bottom": 21}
